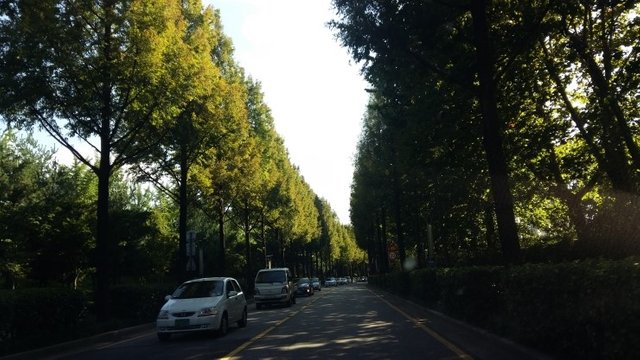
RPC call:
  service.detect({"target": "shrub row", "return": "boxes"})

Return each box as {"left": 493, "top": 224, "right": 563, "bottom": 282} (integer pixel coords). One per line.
{"left": 370, "top": 258, "right": 640, "bottom": 359}
{"left": 110, "top": 283, "right": 176, "bottom": 323}
{"left": 0, "top": 287, "right": 88, "bottom": 355}
{"left": 0, "top": 283, "right": 176, "bottom": 356}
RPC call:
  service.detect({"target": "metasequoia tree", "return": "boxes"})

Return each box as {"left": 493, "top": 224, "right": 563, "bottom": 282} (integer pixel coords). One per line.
{"left": 1, "top": 0, "right": 194, "bottom": 319}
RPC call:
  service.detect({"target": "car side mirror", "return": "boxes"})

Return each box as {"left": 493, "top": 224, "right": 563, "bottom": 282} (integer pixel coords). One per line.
{"left": 227, "top": 290, "right": 238, "bottom": 297}
{"left": 164, "top": 295, "right": 172, "bottom": 301}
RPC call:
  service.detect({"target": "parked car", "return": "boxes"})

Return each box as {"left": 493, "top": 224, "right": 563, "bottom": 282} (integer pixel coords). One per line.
{"left": 254, "top": 267, "right": 296, "bottom": 309}
{"left": 325, "top": 277, "right": 337, "bottom": 287}
{"left": 311, "top": 277, "right": 321, "bottom": 291}
{"left": 337, "top": 277, "right": 347, "bottom": 285}
{"left": 295, "top": 277, "right": 314, "bottom": 296}
{"left": 156, "top": 277, "right": 247, "bottom": 341}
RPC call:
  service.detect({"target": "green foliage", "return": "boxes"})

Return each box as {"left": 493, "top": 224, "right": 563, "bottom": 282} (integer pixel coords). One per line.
{"left": 0, "top": 287, "right": 88, "bottom": 355}
{"left": 502, "top": 260, "right": 640, "bottom": 359}
{"left": 436, "top": 266, "right": 504, "bottom": 327}
{"left": 110, "top": 283, "right": 176, "bottom": 323}
{"left": 336, "top": 0, "right": 640, "bottom": 267}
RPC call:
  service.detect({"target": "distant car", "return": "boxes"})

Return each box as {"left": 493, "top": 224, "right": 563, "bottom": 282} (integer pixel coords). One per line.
{"left": 156, "top": 277, "right": 247, "bottom": 341}
{"left": 311, "top": 277, "right": 321, "bottom": 291}
{"left": 295, "top": 277, "right": 314, "bottom": 296}
{"left": 337, "top": 277, "right": 347, "bottom": 285}
{"left": 325, "top": 277, "right": 337, "bottom": 287}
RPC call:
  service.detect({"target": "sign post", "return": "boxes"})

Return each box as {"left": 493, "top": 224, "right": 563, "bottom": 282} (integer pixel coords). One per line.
{"left": 186, "top": 230, "right": 196, "bottom": 272}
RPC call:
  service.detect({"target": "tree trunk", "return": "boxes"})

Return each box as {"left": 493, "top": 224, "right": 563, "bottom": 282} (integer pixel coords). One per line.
{"left": 261, "top": 213, "right": 267, "bottom": 268}
{"left": 243, "top": 200, "right": 251, "bottom": 284}
{"left": 178, "top": 150, "right": 188, "bottom": 281}
{"left": 95, "top": 155, "right": 111, "bottom": 321}
{"left": 218, "top": 198, "right": 225, "bottom": 275}
{"left": 390, "top": 146, "right": 406, "bottom": 269}
{"left": 416, "top": 214, "right": 426, "bottom": 269}
{"left": 470, "top": 0, "right": 521, "bottom": 264}
{"left": 380, "top": 207, "right": 390, "bottom": 272}
{"left": 95, "top": 4, "right": 114, "bottom": 320}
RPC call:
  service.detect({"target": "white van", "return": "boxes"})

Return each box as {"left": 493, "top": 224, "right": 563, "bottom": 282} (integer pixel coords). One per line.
{"left": 254, "top": 267, "right": 296, "bottom": 309}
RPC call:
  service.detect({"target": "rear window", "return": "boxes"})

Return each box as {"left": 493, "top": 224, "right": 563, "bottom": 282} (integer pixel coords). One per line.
{"left": 172, "top": 280, "right": 223, "bottom": 299}
{"left": 256, "top": 270, "right": 286, "bottom": 283}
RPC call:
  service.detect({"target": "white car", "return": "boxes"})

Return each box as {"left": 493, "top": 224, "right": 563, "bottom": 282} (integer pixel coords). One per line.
{"left": 156, "top": 277, "right": 247, "bottom": 341}
{"left": 254, "top": 268, "right": 296, "bottom": 309}
{"left": 325, "top": 277, "right": 337, "bottom": 287}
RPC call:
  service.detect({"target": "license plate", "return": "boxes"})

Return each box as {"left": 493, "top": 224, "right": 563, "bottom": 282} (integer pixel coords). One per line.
{"left": 175, "top": 319, "right": 190, "bottom": 328}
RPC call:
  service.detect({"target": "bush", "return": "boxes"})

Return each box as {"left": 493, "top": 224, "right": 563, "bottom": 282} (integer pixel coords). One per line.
{"left": 110, "top": 283, "right": 176, "bottom": 323}
{"left": 436, "top": 266, "right": 503, "bottom": 328}
{"left": 0, "top": 287, "right": 88, "bottom": 355}
{"left": 502, "top": 260, "right": 640, "bottom": 359}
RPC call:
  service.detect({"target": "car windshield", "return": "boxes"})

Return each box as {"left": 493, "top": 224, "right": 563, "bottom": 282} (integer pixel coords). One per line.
{"left": 297, "top": 278, "right": 310, "bottom": 285}
{"left": 256, "top": 271, "right": 286, "bottom": 283}
{"left": 311, "top": 277, "right": 319, "bottom": 282}
{"left": 171, "top": 280, "right": 223, "bottom": 299}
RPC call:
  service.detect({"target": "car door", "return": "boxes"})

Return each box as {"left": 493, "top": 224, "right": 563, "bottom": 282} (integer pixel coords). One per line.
{"left": 225, "top": 279, "right": 241, "bottom": 322}
{"left": 231, "top": 279, "right": 245, "bottom": 319}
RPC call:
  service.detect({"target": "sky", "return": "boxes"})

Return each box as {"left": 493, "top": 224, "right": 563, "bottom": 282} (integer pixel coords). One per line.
{"left": 210, "top": 0, "right": 370, "bottom": 223}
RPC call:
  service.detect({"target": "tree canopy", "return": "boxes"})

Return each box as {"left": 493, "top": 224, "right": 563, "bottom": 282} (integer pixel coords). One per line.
{"left": 333, "top": 0, "right": 640, "bottom": 269}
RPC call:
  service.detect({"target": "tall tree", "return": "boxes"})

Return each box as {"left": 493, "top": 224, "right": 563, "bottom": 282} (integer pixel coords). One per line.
{"left": 1, "top": 0, "right": 193, "bottom": 319}
{"left": 332, "top": 0, "right": 530, "bottom": 263}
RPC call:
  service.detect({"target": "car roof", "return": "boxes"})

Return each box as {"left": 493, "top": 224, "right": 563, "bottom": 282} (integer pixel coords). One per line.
{"left": 183, "top": 277, "right": 233, "bottom": 284}
{"left": 257, "top": 268, "right": 289, "bottom": 271}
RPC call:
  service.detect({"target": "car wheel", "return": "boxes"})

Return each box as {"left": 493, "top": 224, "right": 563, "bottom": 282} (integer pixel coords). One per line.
{"left": 157, "top": 333, "right": 171, "bottom": 342}
{"left": 238, "top": 307, "right": 248, "bottom": 328}
{"left": 218, "top": 313, "right": 228, "bottom": 336}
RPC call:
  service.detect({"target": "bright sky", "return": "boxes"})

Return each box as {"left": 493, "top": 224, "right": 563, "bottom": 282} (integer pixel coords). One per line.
{"left": 210, "top": 0, "right": 369, "bottom": 224}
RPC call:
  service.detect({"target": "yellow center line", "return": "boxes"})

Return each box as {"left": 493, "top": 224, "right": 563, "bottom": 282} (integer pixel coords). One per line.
{"left": 371, "top": 289, "right": 473, "bottom": 360}
{"left": 220, "top": 294, "right": 323, "bottom": 360}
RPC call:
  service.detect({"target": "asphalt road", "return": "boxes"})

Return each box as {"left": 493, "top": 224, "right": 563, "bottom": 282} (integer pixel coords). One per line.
{"left": 27, "top": 283, "right": 550, "bottom": 360}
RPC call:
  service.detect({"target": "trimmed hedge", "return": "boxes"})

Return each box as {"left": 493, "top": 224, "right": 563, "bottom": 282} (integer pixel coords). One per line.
{"left": 0, "top": 283, "right": 176, "bottom": 356}
{"left": 370, "top": 258, "right": 640, "bottom": 359}
{"left": 110, "top": 283, "right": 176, "bottom": 323}
{"left": 0, "top": 287, "right": 88, "bottom": 355}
